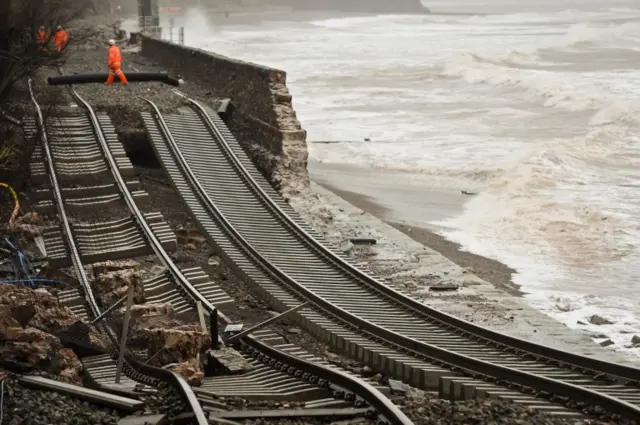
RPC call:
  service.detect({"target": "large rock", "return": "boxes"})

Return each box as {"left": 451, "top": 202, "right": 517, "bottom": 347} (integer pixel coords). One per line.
{"left": 0, "top": 327, "right": 83, "bottom": 384}
{"left": 589, "top": 315, "right": 614, "bottom": 326}
{"left": 171, "top": 358, "right": 204, "bottom": 387}
{"left": 142, "top": 324, "right": 211, "bottom": 365}
{"left": 94, "top": 266, "right": 145, "bottom": 305}
{"left": 137, "top": 324, "right": 211, "bottom": 386}
{"left": 113, "top": 303, "right": 178, "bottom": 329}
{"left": 0, "top": 285, "right": 103, "bottom": 381}
{"left": 110, "top": 299, "right": 209, "bottom": 386}
{"left": 0, "top": 306, "right": 21, "bottom": 339}
{"left": 29, "top": 305, "right": 108, "bottom": 351}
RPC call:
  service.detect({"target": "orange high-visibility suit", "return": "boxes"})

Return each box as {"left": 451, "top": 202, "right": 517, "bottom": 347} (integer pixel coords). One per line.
{"left": 106, "top": 44, "right": 128, "bottom": 85}
{"left": 52, "top": 29, "right": 68, "bottom": 51}
{"left": 36, "top": 29, "right": 47, "bottom": 45}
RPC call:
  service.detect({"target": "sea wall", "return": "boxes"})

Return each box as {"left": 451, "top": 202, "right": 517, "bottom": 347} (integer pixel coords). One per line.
{"left": 139, "top": 35, "right": 309, "bottom": 195}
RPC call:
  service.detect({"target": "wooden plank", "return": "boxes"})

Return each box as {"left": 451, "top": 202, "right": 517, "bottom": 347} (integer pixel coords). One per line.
{"left": 17, "top": 376, "right": 145, "bottom": 412}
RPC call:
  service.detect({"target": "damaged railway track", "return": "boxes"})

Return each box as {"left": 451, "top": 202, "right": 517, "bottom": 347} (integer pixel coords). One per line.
{"left": 26, "top": 80, "right": 206, "bottom": 423}
{"left": 140, "top": 93, "right": 640, "bottom": 423}
{"left": 25, "top": 77, "right": 208, "bottom": 423}
{"left": 24, "top": 76, "right": 411, "bottom": 425}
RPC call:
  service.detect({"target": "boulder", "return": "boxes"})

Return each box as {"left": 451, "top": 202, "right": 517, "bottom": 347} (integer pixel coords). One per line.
{"left": 94, "top": 267, "right": 145, "bottom": 305}
{"left": 29, "top": 306, "right": 81, "bottom": 334}
{"left": 632, "top": 335, "right": 640, "bottom": 345}
{"left": 142, "top": 324, "right": 211, "bottom": 365}
{"left": 171, "top": 358, "right": 204, "bottom": 387}
{"left": 0, "top": 285, "right": 102, "bottom": 380}
{"left": 136, "top": 324, "right": 211, "bottom": 384}
{"left": 0, "top": 327, "right": 83, "bottom": 384}
{"left": 588, "top": 315, "right": 614, "bottom": 326}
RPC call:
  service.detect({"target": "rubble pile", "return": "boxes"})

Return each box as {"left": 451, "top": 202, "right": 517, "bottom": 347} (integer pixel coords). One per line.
{"left": 0, "top": 285, "right": 104, "bottom": 383}
{"left": 93, "top": 260, "right": 146, "bottom": 305}
{"left": 117, "top": 303, "right": 210, "bottom": 386}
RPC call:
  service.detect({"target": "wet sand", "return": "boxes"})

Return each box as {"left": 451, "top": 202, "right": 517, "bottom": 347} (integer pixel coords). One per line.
{"left": 309, "top": 159, "right": 521, "bottom": 296}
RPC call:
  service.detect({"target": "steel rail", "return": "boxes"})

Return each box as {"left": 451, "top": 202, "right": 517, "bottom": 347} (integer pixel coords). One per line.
{"left": 142, "top": 97, "right": 413, "bottom": 425}
{"left": 170, "top": 96, "right": 640, "bottom": 422}
{"left": 28, "top": 78, "right": 99, "bottom": 318}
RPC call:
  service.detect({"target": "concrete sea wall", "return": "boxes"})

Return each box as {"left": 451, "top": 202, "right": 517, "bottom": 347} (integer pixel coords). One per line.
{"left": 140, "top": 36, "right": 309, "bottom": 195}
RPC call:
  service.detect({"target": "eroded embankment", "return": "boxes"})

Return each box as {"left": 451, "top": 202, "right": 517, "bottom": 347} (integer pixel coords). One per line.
{"left": 139, "top": 35, "right": 309, "bottom": 196}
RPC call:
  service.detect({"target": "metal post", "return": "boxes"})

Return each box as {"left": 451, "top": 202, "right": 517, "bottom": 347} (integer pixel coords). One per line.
{"left": 169, "top": 17, "right": 174, "bottom": 43}
{"left": 227, "top": 302, "right": 309, "bottom": 342}
{"left": 115, "top": 285, "right": 135, "bottom": 384}
{"left": 196, "top": 301, "right": 207, "bottom": 361}
{"left": 179, "top": 27, "right": 184, "bottom": 45}
{"left": 209, "top": 309, "right": 218, "bottom": 350}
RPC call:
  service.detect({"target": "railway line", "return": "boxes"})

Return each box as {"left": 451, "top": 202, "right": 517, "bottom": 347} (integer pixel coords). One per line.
{"left": 22, "top": 76, "right": 411, "bottom": 425}
{"left": 140, "top": 93, "right": 640, "bottom": 423}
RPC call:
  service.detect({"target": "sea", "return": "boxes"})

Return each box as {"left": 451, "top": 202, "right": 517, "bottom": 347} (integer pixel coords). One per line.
{"left": 159, "top": 0, "right": 640, "bottom": 360}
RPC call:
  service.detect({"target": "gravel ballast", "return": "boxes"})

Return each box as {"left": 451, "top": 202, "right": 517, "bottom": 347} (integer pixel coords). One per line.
{"left": 0, "top": 376, "right": 121, "bottom": 425}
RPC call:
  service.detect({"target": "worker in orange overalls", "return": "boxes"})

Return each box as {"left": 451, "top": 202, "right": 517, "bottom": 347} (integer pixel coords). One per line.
{"left": 106, "top": 39, "right": 128, "bottom": 86}
{"left": 36, "top": 26, "right": 47, "bottom": 46}
{"left": 52, "top": 26, "right": 68, "bottom": 52}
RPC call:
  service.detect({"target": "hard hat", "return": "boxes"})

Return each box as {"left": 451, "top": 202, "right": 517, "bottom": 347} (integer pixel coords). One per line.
{"left": 57, "top": 26, "right": 62, "bottom": 30}
{"left": 108, "top": 39, "right": 115, "bottom": 46}
{"left": 39, "top": 26, "right": 44, "bottom": 30}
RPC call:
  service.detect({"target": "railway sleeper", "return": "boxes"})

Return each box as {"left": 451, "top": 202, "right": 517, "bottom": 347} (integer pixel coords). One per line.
{"left": 32, "top": 181, "right": 142, "bottom": 201}
{"left": 41, "top": 212, "right": 177, "bottom": 268}
{"left": 35, "top": 190, "right": 149, "bottom": 217}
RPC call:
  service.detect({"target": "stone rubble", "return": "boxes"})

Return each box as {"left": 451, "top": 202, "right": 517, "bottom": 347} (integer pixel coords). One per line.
{"left": 92, "top": 260, "right": 146, "bottom": 305}
{"left": 114, "top": 302, "right": 210, "bottom": 386}
{"left": 0, "top": 285, "right": 105, "bottom": 384}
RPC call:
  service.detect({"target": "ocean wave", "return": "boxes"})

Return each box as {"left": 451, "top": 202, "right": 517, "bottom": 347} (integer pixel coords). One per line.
{"left": 440, "top": 53, "right": 640, "bottom": 123}
{"left": 434, "top": 125, "right": 636, "bottom": 264}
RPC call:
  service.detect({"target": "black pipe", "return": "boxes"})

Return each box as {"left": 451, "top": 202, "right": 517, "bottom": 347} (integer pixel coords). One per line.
{"left": 47, "top": 72, "right": 180, "bottom": 87}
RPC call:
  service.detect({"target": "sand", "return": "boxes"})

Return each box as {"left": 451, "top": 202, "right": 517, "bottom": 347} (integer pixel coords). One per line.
{"left": 309, "top": 159, "right": 521, "bottom": 296}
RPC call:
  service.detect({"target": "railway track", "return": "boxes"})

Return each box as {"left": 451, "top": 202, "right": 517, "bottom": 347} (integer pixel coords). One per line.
{"left": 24, "top": 76, "right": 411, "bottom": 424}
{"left": 141, "top": 94, "right": 640, "bottom": 423}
